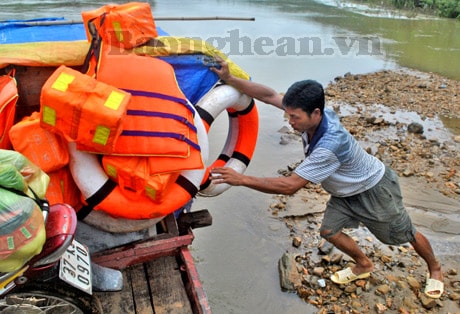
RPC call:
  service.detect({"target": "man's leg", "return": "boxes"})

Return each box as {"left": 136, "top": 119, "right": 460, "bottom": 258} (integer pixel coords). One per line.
{"left": 410, "top": 231, "right": 443, "bottom": 281}
{"left": 322, "top": 229, "right": 374, "bottom": 275}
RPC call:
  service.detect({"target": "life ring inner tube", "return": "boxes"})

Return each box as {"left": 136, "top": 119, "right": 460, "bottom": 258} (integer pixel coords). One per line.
{"left": 196, "top": 83, "right": 258, "bottom": 197}
{"left": 68, "top": 103, "right": 209, "bottom": 221}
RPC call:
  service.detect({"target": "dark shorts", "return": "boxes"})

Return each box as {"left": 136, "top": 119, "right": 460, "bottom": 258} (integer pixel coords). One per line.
{"left": 320, "top": 167, "right": 416, "bottom": 245}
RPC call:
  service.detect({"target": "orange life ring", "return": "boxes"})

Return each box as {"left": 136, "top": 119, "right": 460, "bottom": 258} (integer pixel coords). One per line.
{"left": 196, "top": 83, "right": 259, "bottom": 197}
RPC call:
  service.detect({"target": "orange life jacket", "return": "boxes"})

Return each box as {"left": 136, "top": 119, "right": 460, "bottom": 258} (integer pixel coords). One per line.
{"left": 0, "top": 70, "right": 18, "bottom": 150}
{"left": 46, "top": 167, "right": 82, "bottom": 210}
{"left": 94, "top": 51, "right": 203, "bottom": 172}
{"left": 9, "top": 112, "right": 69, "bottom": 173}
{"left": 40, "top": 65, "right": 131, "bottom": 154}
{"left": 102, "top": 155, "right": 180, "bottom": 203}
{"left": 81, "top": 2, "right": 158, "bottom": 49}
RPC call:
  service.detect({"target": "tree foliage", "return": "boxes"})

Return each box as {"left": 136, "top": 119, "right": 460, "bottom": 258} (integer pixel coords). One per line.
{"left": 385, "top": 0, "right": 459, "bottom": 18}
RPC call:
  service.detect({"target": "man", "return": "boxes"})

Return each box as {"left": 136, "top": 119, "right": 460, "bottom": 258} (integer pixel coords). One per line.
{"left": 209, "top": 59, "right": 444, "bottom": 299}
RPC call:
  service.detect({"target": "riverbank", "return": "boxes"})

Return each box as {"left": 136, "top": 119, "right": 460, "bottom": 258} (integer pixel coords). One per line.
{"left": 273, "top": 68, "right": 460, "bottom": 313}
{"left": 336, "top": 0, "right": 459, "bottom": 18}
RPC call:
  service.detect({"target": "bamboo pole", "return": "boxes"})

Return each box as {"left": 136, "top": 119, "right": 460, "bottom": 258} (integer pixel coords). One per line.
{"left": 3, "top": 16, "right": 255, "bottom": 26}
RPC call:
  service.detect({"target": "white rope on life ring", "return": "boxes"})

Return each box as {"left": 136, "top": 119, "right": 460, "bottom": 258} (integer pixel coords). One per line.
{"left": 68, "top": 103, "right": 209, "bottom": 226}
{"left": 196, "top": 83, "right": 258, "bottom": 197}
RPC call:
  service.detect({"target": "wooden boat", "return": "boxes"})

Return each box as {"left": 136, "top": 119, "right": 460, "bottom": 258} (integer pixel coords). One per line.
{"left": 0, "top": 17, "right": 217, "bottom": 314}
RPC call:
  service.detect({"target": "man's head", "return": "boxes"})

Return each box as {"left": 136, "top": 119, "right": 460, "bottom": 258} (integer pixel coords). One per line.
{"left": 282, "top": 80, "right": 325, "bottom": 115}
{"left": 281, "top": 80, "right": 325, "bottom": 134}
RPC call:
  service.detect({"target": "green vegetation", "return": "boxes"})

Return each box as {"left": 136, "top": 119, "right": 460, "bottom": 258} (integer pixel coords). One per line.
{"left": 360, "top": 0, "right": 460, "bottom": 18}
{"left": 407, "top": 0, "right": 459, "bottom": 18}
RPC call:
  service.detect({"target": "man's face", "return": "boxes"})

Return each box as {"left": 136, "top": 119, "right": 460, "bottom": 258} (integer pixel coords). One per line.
{"left": 285, "top": 107, "right": 321, "bottom": 133}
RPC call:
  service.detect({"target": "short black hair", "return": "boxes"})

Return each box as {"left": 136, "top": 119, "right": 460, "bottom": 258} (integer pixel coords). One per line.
{"left": 282, "top": 80, "right": 325, "bottom": 115}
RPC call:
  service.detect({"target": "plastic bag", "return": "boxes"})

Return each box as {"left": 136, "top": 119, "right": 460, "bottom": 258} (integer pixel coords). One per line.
{"left": 0, "top": 150, "right": 48, "bottom": 272}
{"left": 0, "top": 149, "right": 50, "bottom": 198}
{"left": 0, "top": 188, "right": 46, "bottom": 272}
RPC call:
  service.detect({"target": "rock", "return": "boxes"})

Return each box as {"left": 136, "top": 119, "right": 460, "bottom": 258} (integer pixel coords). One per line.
{"left": 344, "top": 284, "right": 357, "bottom": 294}
{"left": 312, "top": 267, "right": 325, "bottom": 277}
{"left": 318, "top": 239, "right": 334, "bottom": 255}
{"left": 449, "top": 292, "right": 460, "bottom": 301}
{"left": 278, "top": 252, "right": 302, "bottom": 291}
{"left": 407, "top": 122, "right": 424, "bottom": 134}
{"left": 292, "top": 236, "right": 302, "bottom": 248}
{"left": 376, "top": 284, "right": 391, "bottom": 295}
{"left": 278, "top": 125, "right": 291, "bottom": 134}
{"left": 350, "top": 300, "right": 362, "bottom": 309}
{"left": 321, "top": 255, "right": 331, "bottom": 264}
{"left": 279, "top": 133, "right": 300, "bottom": 145}
{"left": 375, "top": 303, "right": 387, "bottom": 313}
{"left": 373, "top": 117, "right": 384, "bottom": 125}
{"left": 381, "top": 255, "right": 392, "bottom": 264}
{"left": 406, "top": 276, "right": 421, "bottom": 290}
{"left": 403, "top": 296, "right": 419, "bottom": 310}
{"left": 398, "top": 307, "right": 410, "bottom": 314}
{"left": 330, "top": 253, "right": 343, "bottom": 264}
{"left": 419, "top": 293, "right": 438, "bottom": 309}
{"left": 403, "top": 169, "right": 414, "bottom": 177}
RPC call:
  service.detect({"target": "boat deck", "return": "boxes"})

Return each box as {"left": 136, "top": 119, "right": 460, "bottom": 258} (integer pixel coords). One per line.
{"left": 91, "top": 213, "right": 212, "bottom": 314}
{"left": 94, "top": 250, "right": 204, "bottom": 313}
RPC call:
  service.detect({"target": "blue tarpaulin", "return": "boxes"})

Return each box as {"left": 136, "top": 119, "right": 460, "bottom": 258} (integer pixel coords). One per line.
{"left": 0, "top": 18, "right": 218, "bottom": 104}
{"left": 0, "top": 18, "right": 170, "bottom": 44}
{"left": 0, "top": 18, "right": 88, "bottom": 43}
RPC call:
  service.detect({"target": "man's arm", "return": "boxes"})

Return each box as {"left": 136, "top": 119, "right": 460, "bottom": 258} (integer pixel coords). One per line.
{"left": 211, "top": 58, "right": 284, "bottom": 110}
{"left": 210, "top": 167, "right": 308, "bottom": 195}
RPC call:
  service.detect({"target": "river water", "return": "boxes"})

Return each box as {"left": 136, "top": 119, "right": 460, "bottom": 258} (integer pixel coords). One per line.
{"left": 1, "top": 1, "right": 459, "bottom": 313}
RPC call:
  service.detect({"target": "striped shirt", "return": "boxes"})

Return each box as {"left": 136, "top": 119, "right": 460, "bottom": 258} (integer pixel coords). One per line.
{"left": 294, "top": 108, "right": 385, "bottom": 197}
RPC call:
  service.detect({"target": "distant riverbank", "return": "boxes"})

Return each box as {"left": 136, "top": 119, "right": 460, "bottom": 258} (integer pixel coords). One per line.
{"left": 339, "top": 0, "right": 460, "bottom": 18}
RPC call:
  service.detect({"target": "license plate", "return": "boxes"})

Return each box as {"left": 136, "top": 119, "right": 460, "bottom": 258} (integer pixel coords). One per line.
{"left": 59, "top": 239, "right": 92, "bottom": 295}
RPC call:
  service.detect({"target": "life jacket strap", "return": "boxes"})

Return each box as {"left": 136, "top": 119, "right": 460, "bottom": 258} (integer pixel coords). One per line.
{"left": 77, "top": 179, "right": 117, "bottom": 220}
{"left": 120, "top": 130, "right": 201, "bottom": 152}
{"left": 126, "top": 109, "right": 197, "bottom": 133}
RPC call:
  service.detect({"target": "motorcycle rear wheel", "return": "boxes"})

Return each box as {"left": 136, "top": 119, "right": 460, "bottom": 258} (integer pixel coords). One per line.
{"left": 0, "top": 290, "right": 85, "bottom": 313}
{"left": 0, "top": 283, "right": 102, "bottom": 314}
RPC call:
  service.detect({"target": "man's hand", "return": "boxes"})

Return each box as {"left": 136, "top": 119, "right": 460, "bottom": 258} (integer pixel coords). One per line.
{"left": 210, "top": 57, "right": 232, "bottom": 82}
{"left": 210, "top": 167, "right": 244, "bottom": 186}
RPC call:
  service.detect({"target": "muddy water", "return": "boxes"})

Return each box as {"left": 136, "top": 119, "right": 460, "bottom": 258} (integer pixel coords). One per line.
{"left": 1, "top": 0, "right": 459, "bottom": 313}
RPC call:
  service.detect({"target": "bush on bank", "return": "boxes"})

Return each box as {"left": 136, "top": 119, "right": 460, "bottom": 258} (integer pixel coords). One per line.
{"left": 407, "top": 0, "right": 460, "bottom": 18}
{"left": 362, "top": 0, "right": 459, "bottom": 18}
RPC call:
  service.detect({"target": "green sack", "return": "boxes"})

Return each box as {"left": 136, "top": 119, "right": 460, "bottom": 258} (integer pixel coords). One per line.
{"left": 0, "top": 187, "right": 46, "bottom": 272}
{"left": 0, "top": 149, "right": 49, "bottom": 198}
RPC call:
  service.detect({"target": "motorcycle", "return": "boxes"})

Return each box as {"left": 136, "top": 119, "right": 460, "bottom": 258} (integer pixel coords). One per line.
{"left": 0, "top": 202, "right": 121, "bottom": 313}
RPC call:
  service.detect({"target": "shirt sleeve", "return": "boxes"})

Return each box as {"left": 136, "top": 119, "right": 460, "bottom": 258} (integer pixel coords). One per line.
{"left": 294, "top": 147, "right": 340, "bottom": 184}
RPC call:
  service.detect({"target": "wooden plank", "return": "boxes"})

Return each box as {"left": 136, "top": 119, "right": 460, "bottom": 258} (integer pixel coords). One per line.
{"left": 147, "top": 255, "right": 193, "bottom": 314}
{"left": 129, "top": 263, "right": 154, "bottom": 314}
{"left": 91, "top": 233, "right": 194, "bottom": 269}
{"left": 94, "top": 270, "right": 135, "bottom": 313}
{"left": 179, "top": 247, "right": 211, "bottom": 314}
